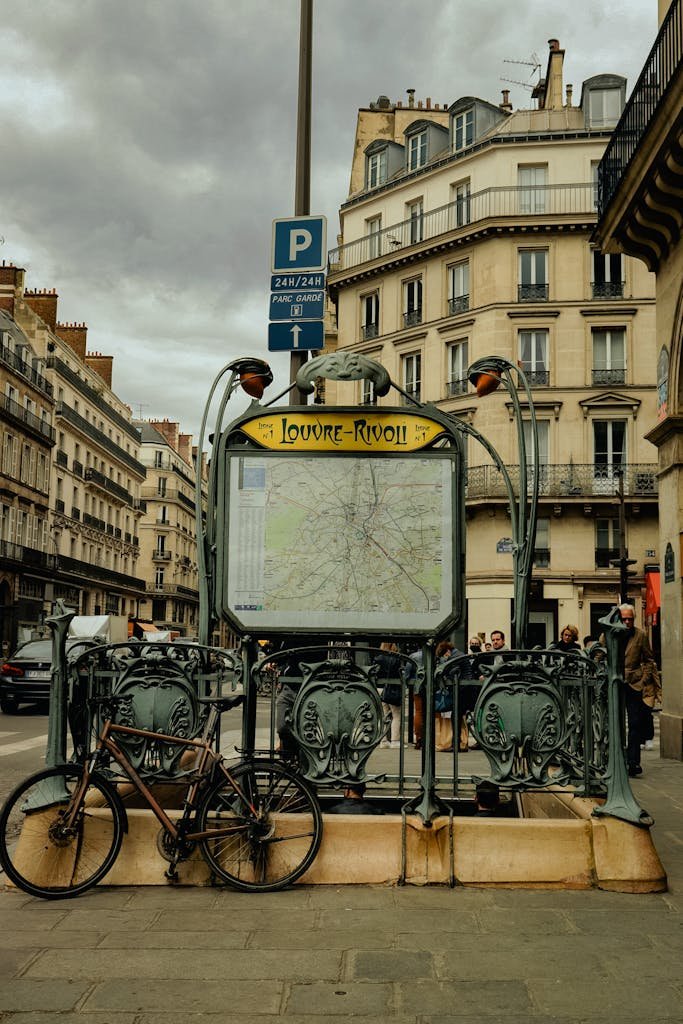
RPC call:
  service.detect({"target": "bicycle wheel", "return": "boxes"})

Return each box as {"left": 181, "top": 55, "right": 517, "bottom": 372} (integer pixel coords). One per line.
{"left": 0, "top": 765, "right": 125, "bottom": 900}
{"left": 197, "top": 759, "right": 322, "bottom": 892}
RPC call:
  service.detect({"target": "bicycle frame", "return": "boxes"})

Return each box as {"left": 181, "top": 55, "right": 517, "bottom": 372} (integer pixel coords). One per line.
{"left": 65, "top": 712, "right": 259, "bottom": 844}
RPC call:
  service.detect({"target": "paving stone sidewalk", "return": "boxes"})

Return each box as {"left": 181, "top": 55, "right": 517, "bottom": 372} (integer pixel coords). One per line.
{"left": 0, "top": 745, "right": 681, "bottom": 1023}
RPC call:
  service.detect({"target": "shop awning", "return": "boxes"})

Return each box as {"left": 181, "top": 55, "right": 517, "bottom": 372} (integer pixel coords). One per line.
{"left": 645, "top": 569, "right": 661, "bottom": 625}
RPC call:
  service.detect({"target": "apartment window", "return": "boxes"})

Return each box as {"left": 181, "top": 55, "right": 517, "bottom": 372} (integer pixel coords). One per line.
{"left": 453, "top": 180, "right": 471, "bottom": 227}
{"left": 518, "top": 165, "right": 547, "bottom": 214}
{"left": 408, "top": 199, "right": 424, "bottom": 244}
{"left": 158, "top": 504, "right": 169, "bottom": 524}
{"left": 533, "top": 518, "right": 550, "bottom": 568}
{"left": 366, "top": 149, "right": 387, "bottom": 189}
{"left": 366, "top": 216, "right": 382, "bottom": 260}
{"left": 592, "top": 251, "right": 623, "bottom": 299}
{"left": 447, "top": 340, "right": 469, "bottom": 397}
{"left": 519, "top": 330, "right": 549, "bottom": 386}
{"left": 592, "top": 329, "right": 625, "bottom": 385}
{"left": 155, "top": 535, "right": 166, "bottom": 556}
{"left": 154, "top": 450, "right": 164, "bottom": 468}
{"left": 402, "top": 353, "right": 421, "bottom": 403}
{"left": 403, "top": 279, "right": 422, "bottom": 328}
{"left": 155, "top": 566, "right": 165, "bottom": 588}
{"left": 593, "top": 420, "right": 626, "bottom": 493}
{"left": 448, "top": 260, "right": 469, "bottom": 315}
{"left": 2, "top": 432, "right": 17, "bottom": 477}
{"left": 588, "top": 88, "right": 622, "bottom": 128}
{"left": 20, "top": 443, "right": 31, "bottom": 484}
{"left": 453, "top": 109, "right": 474, "bottom": 151}
{"left": 595, "top": 518, "right": 621, "bottom": 568}
{"left": 523, "top": 420, "right": 549, "bottom": 494}
{"left": 361, "top": 377, "right": 377, "bottom": 406}
{"left": 361, "top": 292, "right": 380, "bottom": 340}
{"left": 408, "top": 130, "right": 427, "bottom": 170}
{"left": 518, "top": 249, "right": 548, "bottom": 301}
{"left": 591, "top": 160, "right": 600, "bottom": 210}
{"left": 158, "top": 477, "right": 167, "bottom": 497}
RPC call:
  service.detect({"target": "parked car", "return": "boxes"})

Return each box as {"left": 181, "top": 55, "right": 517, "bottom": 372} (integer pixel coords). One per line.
{"left": 0, "top": 638, "right": 97, "bottom": 713}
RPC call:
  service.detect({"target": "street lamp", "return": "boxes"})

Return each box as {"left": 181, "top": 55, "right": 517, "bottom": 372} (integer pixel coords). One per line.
{"left": 196, "top": 358, "right": 273, "bottom": 647}
{"left": 468, "top": 356, "right": 539, "bottom": 649}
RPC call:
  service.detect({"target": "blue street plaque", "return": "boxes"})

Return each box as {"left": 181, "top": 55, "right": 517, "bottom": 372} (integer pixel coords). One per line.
{"left": 268, "top": 321, "right": 324, "bottom": 352}
{"left": 272, "top": 216, "right": 327, "bottom": 273}
{"left": 269, "top": 290, "right": 325, "bottom": 321}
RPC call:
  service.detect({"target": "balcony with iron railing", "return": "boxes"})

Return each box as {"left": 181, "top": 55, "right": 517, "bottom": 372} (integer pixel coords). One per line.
{"left": 517, "top": 284, "right": 549, "bottom": 303}
{"left": 466, "top": 463, "right": 659, "bottom": 500}
{"left": 141, "top": 486, "right": 195, "bottom": 511}
{"left": 47, "top": 355, "right": 140, "bottom": 445}
{"left": 361, "top": 323, "right": 379, "bottom": 341}
{"left": 145, "top": 582, "right": 199, "bottom": 598}
{"left": 595, "top": 547, "right": 621, "bottom": 569}
{"left": 532, "top": 548, "right": 551, "bottom": 568}
{"left": 84, "top": 466, "right": 134, "bottom": 505}
{"left": 0, "top": 539, "right": 57, "bottom": 572}
{"left": 403, "top": 309, "right": 422, "bottom": 328}
{"left": 329, "top": 183, "right": 596, "bottom": 275}
{"left": 447, "top": 295, "right": 469, "bottom": 316}
{"left": 446, "top": 377, "right": 469, "bottom": 398}
{"left": 0, "top": 343, "right": 54, "bottom": 398}
{"left": 598, "top": 0, "right": 682, "bottom": 217}
{"left": 152, "top": 550, "right": 172, "bottom": 561}
{"left": 55, "top": 401, "right": 146, "bottom": 477}
{"left": 0, "top": 393, "right": 56, "bottom": 445}
{"left": 57, "top": 553, "right": 145, "bottom": 591}
{"left": 596, "top": 0, "right": 683, "bottom": 269}
{"left": 72, "top": 459, "right": 83, "bottom": 477}
{"left": 517, "top": 369, "right": 550, "bottom": 387}
{"left": 401, "top": 387, "right": 421, "bottom": 406}
{"left": 591, "top": 281, "right": 625, "bottom": 299}
{"left": 592, "top": 368, "right": 626, "bottom": 386}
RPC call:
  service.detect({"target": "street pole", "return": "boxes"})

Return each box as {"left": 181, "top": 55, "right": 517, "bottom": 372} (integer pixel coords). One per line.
{"left": 612, "top": 468, "right": 637, "bottom": 604}
{"left": 290, "top": 0, "right": 313, "bottom": 406}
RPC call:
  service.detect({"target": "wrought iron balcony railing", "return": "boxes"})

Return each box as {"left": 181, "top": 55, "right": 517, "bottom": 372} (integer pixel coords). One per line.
{"left": 55, "top": 401, "right": 146, "bottom": 478}
{"left": 532, "top": 548, "right": 550, "bottom": 568}
{"left": 517, "top": 284, "right": 549, "bottom": 302}
{"left": 0, "top": 393, "right": 56, "bottom": 445}
{"left": 55, "top": 449, "right": 68, "bottom": 467}
{"left": 47, "top": 355, "right": 140, "bottom": 446}
{"left": 446, "top": 377, "right": 469, "bottom": 397}
{"left": 591, "top": 281, "right": 624, "bottom": 299}
{"left": 595, "top": 547, "right": 621, "bottom": 569}
{"left": 598, "top": 0, "right": 682, "bottom": 217}
{"left": 466, "top": 463, "right": 658, "bottom": 499}
{"left": 57, "top": 553, "right": 145, "bottom": 591}
{"left": 517, "top": 369, "right": 549, "bottom": 387}
{"left": 403, "top": 309, "right": 422, "bottom": 328}
{"left": 141, "top": 486, "right": 194, "bottom": 511}
{"left": 329, "top": 183, "right": 596, "bottom": 273}
{"left": 145, "top": 582, "right": 199, "bottom": 598}
{"left": 361, "top": 322, "right": 379, "bottom": 341}
{"left": 84, "top": 466, "right": 134, "bottom": 505}
{"left": 592, "top": 368, "right": 626, "bottom": 386}
{"left": 72, "top": 459, "right": 83, "bottom": 477}
{"left": 0, "top": 540, "right": 57, "bottom": 572}
{"left": 448, "top": 295, "right": 469, "bottom": 315}
{"left": 0, "top": 343, "right": 53, "bottom": 398}
{"left": 152, "top": 550, "right": 172, "bottom": 561}
{"left": 401, "top": 387, "right": 421, "bottom": 406}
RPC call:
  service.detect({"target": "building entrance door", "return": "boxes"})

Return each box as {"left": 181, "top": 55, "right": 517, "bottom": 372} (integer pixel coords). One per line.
{"left": 527, "top": 610, "right": 553, "bottom": 648}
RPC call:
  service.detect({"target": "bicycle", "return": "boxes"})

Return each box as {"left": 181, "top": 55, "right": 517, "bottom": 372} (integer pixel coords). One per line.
{"left": 0, "top": 693, "right": 323, "bottom": 900}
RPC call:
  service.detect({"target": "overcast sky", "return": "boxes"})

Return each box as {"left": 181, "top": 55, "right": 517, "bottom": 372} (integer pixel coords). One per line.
{"left": 0, "top": 1, "right": 657, "bottom": 441}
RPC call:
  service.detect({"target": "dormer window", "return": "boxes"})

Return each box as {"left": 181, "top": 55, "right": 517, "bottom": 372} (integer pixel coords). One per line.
{"left": 366, "top": 149, "right": 387, "bottom": 189}
{"left": 589, "top": 89, "right": 622, "bottom": 127}
{"left": 453, "top": 109, "right": 474, "bottom": 151}
{"left": 408, "top": 131, "right": 427, "bottom": 170}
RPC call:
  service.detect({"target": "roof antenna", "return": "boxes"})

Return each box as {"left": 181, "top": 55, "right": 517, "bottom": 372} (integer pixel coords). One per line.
{"left": 501, "top": 52, "right": 542, "bottom": 91}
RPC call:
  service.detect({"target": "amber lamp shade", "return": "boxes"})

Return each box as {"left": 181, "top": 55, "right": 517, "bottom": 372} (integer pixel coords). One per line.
{"left": 239, "top": 372, "right": 268, "bottom": 398}
{"left": 474, "top": 371, "right": 502, "bottom": 397}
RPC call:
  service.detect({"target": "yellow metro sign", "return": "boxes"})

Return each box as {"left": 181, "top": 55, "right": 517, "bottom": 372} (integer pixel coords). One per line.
{"left": 239, "top": 410, "right": 445, "bottom": 452}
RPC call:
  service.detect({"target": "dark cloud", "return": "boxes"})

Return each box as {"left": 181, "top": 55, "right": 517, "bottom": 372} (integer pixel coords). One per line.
{"left": 0, "top": 1, "right": 655, "bottom": 437}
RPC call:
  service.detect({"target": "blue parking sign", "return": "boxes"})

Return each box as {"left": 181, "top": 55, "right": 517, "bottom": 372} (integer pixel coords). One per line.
{"left": 272, "top": 216, "right": 327, "bottom": 273}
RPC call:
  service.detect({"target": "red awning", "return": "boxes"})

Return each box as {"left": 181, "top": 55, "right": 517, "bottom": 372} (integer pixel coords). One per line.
{"left": 645, "top": 570, "right": 661, "bottom": 625}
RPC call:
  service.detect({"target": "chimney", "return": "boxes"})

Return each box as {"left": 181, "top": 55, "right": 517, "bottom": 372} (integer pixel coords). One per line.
{"left": 56, "top": 321, "right": 88, "bottom": 361}
{"left": 23, "top": 288, "right": 59, "bottom": 330}
{"left": 542, "top": 37, "right": 565, "bottom": 111}
{"left": 150, "top": 419, "right": 180, "bottom": 453}
{"left": 178, "top": 433, "right": 193, "bottom": 465}
{"left": 85, "top": 352, "right": 113, "bottom": 388}
{"left": 426, "top": 97, "right": 432, "bottom": 109}
{"left": 407, "top": 88, "right": 415, "bottom": 108}
{"left": 500, "top": 89, "right": 513, "bottom": 111}
{"left": 565, "top": 83, "right": 573, "bottom": 107}
{"left": 0, "top": 262, "right": 24, "bottom": 315}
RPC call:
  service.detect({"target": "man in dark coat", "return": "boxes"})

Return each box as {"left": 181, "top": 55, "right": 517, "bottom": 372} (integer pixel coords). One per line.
{"left": 619, "top": 604, "right": 661, "bottom": 777}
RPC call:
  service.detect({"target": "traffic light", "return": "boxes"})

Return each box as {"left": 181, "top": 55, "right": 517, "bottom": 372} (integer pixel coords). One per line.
{"left": 610, "top": 556, "right": 638, "bottom": 603}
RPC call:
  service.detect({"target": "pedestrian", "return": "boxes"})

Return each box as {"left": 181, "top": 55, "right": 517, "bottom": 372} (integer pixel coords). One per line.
{"left": 550, "top": 624, "right": 581, "bottom": 653}
{"left": 373, "top": 642, "right": 403, "bottom": 748}
{"left": 327, "top": 782, "right": 385, "bottom": 815}
{"left": 618, "top": 604, "right": 661, "bottom": 777}
{"left": 490, "top": 629, "right": 507, "bottom": 652}
{"left": 435, "top": 639, "right": 455, "bottom": 751}
{"left": 404, "top": 645, "right": 424, "bottom": 749}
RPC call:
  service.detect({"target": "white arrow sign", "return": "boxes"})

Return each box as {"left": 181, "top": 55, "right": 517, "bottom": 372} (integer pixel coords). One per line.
{"left": 291, "top": 324, "right": 301, "bottom": 348}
